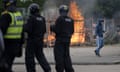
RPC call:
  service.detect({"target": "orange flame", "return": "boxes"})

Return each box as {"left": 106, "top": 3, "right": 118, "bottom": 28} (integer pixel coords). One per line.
{"left": 45, "top": 0, "right": 85, "bottom": 46}
{"left": 69, "top": 1, "right": 85, "bottom": 44}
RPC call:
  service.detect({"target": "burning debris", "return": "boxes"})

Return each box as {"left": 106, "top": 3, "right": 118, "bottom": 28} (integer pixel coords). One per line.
{"left": 43, "top": 0, "right": 86, "bottom": 46}
{"left": 69, "top": 0, "right": 85, "bottom": 44}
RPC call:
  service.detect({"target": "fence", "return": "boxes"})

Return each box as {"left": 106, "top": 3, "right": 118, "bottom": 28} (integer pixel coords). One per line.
{"left": 18, "top": 8, "right": 120, "bottom": 46}
{"left": 85, "top": 18, "right": 119, "bottom": 45}
{"left": 44, "top": 18, "right": 120, "bottom": 47}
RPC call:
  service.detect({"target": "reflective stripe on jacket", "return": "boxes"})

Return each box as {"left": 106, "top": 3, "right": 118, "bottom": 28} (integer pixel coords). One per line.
{"left": 4, "top": 11, "right": 24, "bottom": 39}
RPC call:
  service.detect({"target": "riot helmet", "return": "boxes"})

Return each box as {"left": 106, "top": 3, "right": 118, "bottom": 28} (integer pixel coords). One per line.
{"left": 3, "top": 0, "right": 17, "bottom": 8}
{"left": 59, "top": 5, "right": 69, "bottom": 16}
{"left": 29, "top": 3, "right": 40, "bottom": 15}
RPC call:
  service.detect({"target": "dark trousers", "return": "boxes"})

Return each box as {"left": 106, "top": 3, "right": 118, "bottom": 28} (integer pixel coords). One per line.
{"left": 54, "top": 40, "right": 74, "bottom": 72}
{"left": 25, "top": 39, "right": 51, "bottom": 72}
{"left": 0, "top": 50, "right": 15, "bottom": 72}
{"left": 0, "top": 39, "right": 21, "bottom": 72}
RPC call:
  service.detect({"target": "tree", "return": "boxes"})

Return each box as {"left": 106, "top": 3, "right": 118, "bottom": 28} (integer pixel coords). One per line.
{"left": 0, "top": 0, "right": 46, "bottom": 13}
{"left": 18, "top": 0, "right": 46, "bottom": 11}
{"left": 55, "top": 0, "right": 70, "bottom": 7}
{"left": 94, "top": 0, "right": 120, "bottom": 18}
{"left": 0, "top": 0, "right": 3, "bottom": 13}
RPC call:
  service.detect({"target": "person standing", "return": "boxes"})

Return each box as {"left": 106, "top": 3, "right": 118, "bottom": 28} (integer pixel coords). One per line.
{"left": 24, "top": 3, "right": 51, "bottom": 72}
{"left": 94, "top": 19, "right": 105, "bottom": 57}
{"left": 50, "top": 5, "right": 74, "bottom": 72}
{"left": 0, "top": 0, "right": 24, "bottom": 72}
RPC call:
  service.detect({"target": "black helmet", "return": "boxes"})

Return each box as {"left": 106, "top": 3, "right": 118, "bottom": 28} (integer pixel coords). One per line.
{"left": 59, "top": 5, "right": 69, "bottom": 16}
{"left": 29, "top": 3, "right": 40, "bottom": 15}
{"left": 3, "top": 0, "right": 17, "bottom": 7}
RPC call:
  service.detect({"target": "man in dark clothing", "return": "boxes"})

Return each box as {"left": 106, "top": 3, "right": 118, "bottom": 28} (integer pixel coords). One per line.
{"left": 94, "top": 19, "right": 105, "bottom": 57}
{"left": 50, "top": 5, "right": 74, "bottom": 72}
{"left": 0, "top": 0, "right": 24, "bottom": 72}
{"left": 24, "top": 3, "right": 51, "bottom": 72}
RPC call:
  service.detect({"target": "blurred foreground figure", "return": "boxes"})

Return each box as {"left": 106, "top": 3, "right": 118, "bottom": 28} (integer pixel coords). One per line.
{"left": 0, "top": 0, "right": 24, "bottom": 72}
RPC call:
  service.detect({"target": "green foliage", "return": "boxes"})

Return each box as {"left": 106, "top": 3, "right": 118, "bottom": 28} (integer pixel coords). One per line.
{"left": 17, "top": 0, "right": 45, "bottom": 11}
{"left": 0, "top": 0, "right": 46, "bottom": 14}
{"left": 0, "top": 0, "right": 3, "bottom": 14}
{"left": 95, "top": 0, "right": 120, "bottom": 18}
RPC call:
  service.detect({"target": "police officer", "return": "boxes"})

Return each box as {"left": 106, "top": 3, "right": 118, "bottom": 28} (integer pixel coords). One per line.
{"left": 0, "top": 0, "right": 24, "bottom": 72}
{"left": 50, "top": 5, "right": 74, "bottom": 72}
{"left": 24, "top": 3, "right": 51, "bottom": 72}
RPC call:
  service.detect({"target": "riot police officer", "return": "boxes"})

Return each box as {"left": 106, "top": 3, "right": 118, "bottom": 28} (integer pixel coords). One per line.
{"left": 24, "top": 3, "right": 51, "bottom": 72}
{"left": 0, "top": 0, "right": 24, "bottom": 72}
{"left": 50, "top": 5, "right": 74, "bottom": 72}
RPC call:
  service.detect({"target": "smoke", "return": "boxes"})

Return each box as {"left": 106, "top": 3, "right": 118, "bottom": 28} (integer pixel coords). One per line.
{"left": 42, "top": 0, "right": 58, "bottom": 20}
{"left": 76, "top": 0, "right": 97, "bottom": 18}
{"left": 43, "top": 0, "right": 97, "bottom": 18}
{"left": 56, "top": 0, "right": 70, "bottom": 6}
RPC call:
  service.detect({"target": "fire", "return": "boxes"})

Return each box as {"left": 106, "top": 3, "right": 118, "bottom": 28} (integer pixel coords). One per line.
{"left": 45, "top": 0, "right": 85, "bottom": 46}
{"left": 69, "top": 1, "right": 85, "bottom": 44}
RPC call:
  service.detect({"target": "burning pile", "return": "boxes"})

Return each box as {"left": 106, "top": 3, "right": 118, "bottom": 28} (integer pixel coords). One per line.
{"left": 69, "top": 0, "right": 85, "bottom": 44}
{"left": 45, "top": 0, "right": 85, "bottom": 46}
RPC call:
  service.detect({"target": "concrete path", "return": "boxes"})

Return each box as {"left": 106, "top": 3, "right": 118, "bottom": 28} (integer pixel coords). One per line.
{"left": 14, "top": 44, "right": 120, "bottom": 65}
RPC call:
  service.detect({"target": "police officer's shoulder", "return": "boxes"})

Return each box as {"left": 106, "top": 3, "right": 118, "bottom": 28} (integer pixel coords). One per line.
{"left": 58, "top": 16, "right": 65, "bottom": 20}
{"left": 27, "top": 15, "right": 34, "bottom": 22}
{"left": 1, "top": 10, "right": 11, "bottom": 19}
{"left": 1, "top": 10, "right": 9, "bottom": 15}
{"left": 68, "top": 16, "right": 73, "bottom": 20}
{"left": 56, "top": 16, "right": 64, "bottom": 22}
{"left": 36, "top": 15, "right": 44, "bottom": 21}
{"left": 65, "top": 17, "right": 73, "bottom": 22}
{"left": 57, "top": 16, "right": 72, "bottom": 22}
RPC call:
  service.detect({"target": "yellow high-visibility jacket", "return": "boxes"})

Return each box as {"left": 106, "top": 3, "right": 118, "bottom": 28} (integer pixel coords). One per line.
{"left": 4, "top": 11, "right": 24, "bottom": 39}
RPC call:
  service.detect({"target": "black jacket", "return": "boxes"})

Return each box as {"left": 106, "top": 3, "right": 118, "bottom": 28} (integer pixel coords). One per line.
{"left": 95, "top": 21, "right": 104, "bottom": 37}
{"left": 0, "top": 13, "right": 11, "bottom": 35}
{"left": 51, "top": 16, "right": 74, "bottom": 42}
{"left": 24, "top": 14, "right": 46, "bottom": 39}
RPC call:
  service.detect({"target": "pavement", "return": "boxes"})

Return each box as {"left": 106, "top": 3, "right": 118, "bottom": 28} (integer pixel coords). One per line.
{"left": 14, "top": 44, "right": 120, "bottom": 65}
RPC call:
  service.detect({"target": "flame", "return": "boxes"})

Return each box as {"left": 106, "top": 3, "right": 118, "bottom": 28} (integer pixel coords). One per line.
{"left": 69, "top": 1, "right": 85, "bottom": 44}
{"left": 45, "top": 0, "right": 85, "bottom": 46}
